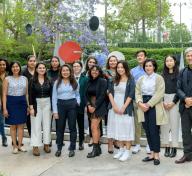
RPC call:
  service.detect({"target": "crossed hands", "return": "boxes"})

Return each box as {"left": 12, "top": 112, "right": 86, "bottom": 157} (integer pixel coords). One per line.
{"left": 138, "top": 102, "right": 150, "bottom": 112}
{"left": 113, "top": 105, "right": 126, "bottom": 115}
{"left": 164, "top": 102, "right": 175, "bottom": 110}
{"left": 185, "top": 97, "right": 192, "bottom": 108}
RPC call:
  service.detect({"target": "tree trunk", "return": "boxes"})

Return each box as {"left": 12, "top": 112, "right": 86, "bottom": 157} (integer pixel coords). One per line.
{"left": 157, "top": 0, "right": 162, "bottom": 43}
{"left": 142, "top": 17, "right": 146, "bottom": 42}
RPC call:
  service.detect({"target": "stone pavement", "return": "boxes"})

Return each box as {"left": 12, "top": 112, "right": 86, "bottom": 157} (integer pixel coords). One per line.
{"left": 0, "top": 137, "right": 192, "bottom": 176}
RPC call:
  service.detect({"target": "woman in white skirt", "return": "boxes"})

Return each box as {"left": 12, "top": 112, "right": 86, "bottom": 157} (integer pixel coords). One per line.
{"left": 161, "top": 55, "right": 180, "bottom": 158}
{"left": 107, "top": 60, "right": 135, "bottom": 161}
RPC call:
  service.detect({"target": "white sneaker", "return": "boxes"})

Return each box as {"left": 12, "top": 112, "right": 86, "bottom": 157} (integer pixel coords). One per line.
{"left": 113, "top": 148, "right": 124, "bottom": 159}
{"left": 146, "top": 145, "right": 151, "bottom": 154}
{"left": 119, "top": 149, "right": 131, "bottom": 161}
{"left": 132, "top": 144, "right": 141, "bottom": 154}
{"left": 12, "top": 147, "right": 18, "bottom": 154}
{"left": 19, "top": 146, "right": 27, "bottom": 152}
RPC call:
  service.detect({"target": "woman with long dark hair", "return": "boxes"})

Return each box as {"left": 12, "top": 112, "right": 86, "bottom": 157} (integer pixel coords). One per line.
{"left": 47, "top": 56, "right": 60, "bottom": 85}
{"left": 104, "top": 55, "right": 119, "bottom": 153}
{"left": 107, "top": 60, "right": 135, "bottom": 161}
{"left": 29, "top": 63, "right": 52, "bottom": 156}
{"left": 82, "top": 56, "right": 103, "bottom": 146}
{"left": 22, "top": 55, "right": 37, "bottom": 137}
{"left": 0, "top": 58, "right": 9, "bottom": 147}
{"left": 161, "top": 55, "right": 180, "bottom": 158}
{"left": 47, "top": 56, "right": 60, "bottom": 146}
{"left": 52, "top": 64, "right": 80, "bottom": 157}
{"left": 3, "top": 61, "right": 28, "bottom": 154}
{"left": 85, "top": 65, "right": 107, "bottom": 158}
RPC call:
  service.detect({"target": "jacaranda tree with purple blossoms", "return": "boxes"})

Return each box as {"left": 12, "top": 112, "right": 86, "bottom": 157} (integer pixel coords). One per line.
{"left": 25, "top": 0, "right": 109, "bottom": 55}
{"left": 0, "top": 0, "right": 108, "bottom": 61}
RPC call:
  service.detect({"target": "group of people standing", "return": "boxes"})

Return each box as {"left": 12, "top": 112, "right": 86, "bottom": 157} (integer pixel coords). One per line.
{"left": 0, "top": 47, "right": 192, "bottom": 166}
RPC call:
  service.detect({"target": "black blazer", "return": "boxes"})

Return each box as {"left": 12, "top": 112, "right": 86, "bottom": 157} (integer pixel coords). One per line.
{"left": 108, "top": 78, "right": 135, "bottom": 116}
{"left": 85, "top": 77, "right": 108, "bottom": 117}
{"left": 177, "top": 67, "right": 192, "bottom": 113}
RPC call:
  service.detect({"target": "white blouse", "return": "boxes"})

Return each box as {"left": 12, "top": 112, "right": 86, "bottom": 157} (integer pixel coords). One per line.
{"left": 141, "top": 73, "right": 157, "bottom": 96}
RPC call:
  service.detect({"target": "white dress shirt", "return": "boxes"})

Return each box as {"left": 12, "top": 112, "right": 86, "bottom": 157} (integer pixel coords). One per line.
{"left": 141, "top": 73, "right": 157, "bottom": 96}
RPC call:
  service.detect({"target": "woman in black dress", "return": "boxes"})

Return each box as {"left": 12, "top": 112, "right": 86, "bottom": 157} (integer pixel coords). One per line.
{"left": 85, "top": 65, "right": 107, "bottom": 158}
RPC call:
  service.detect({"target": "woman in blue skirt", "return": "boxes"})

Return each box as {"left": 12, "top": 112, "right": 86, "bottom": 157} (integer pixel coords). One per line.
{"left": 2, "top": 61, "right": 28, "bottom": 154}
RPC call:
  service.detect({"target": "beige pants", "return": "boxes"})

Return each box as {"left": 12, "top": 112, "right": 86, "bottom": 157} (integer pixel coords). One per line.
{"left": 30, "top": 98, "right": 52, "bottom": 147}
{"left": 161, "top": 94, "right": 180, "bottom": 147}
{"left": 133, "top": 101, "right": 141, "bottom": 144}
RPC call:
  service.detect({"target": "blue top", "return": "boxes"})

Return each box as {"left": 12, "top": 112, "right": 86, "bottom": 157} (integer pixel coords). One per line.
{"left": 52, "top": 80, "right": 80, "bottom": 113}
{"left": 131, "top": 65, "right": 146, "bottom": 83}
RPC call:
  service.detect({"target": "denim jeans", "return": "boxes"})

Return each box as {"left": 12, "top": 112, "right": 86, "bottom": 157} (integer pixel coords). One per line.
{"left": 0, "top": 109, "right": 6, "bottom": 138}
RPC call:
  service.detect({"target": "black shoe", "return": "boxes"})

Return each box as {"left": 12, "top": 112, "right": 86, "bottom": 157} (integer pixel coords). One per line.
{"left": 142, "top": 157, "right": 154, "bottom": 162}
{"left": 88, "top": 143, "right": 93, "bottom": 147}
{"left": 87, "top": 143, "right": 100, "bottom": 158}
{"left": 154, "top": 159, "right": 160, "bottom": 165}
{"left": 113, "top": 141, "right": 119, "bottom": 149}
{"left": 69, "top": 150, "right": 75, "bottom": 157}
{"left": 98, "top": 144, "right": 102, "bottom": 155}
{"left": 164, "top": 147, "right": 170, "bottom": 157}
{"left": 55, "top": 150, "right": 61, "bottom": 157}
{"left": 108, "top": 150, "right": 114, "bottom": 154}
{"left": 169, "top": 148, "right": 177, "bottom": 158}
{"left": 49, "top": 140, "right": 52, "bottom": 147}
{"left": 2, "top": 137, "right": 8, "bottom": 147}
{"left": 79, "top": 143, "right": 84, "bottom": 150}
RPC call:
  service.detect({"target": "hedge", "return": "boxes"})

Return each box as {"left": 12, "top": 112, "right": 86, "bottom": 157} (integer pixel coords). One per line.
{"left": 0, "top": 44, "right": 185, "bottom": 72}
{"left": 110, "top": 47, "right": 183, "bottom": 72}
{"left": 118, "top": 42, "right": 192, "bottom": 48}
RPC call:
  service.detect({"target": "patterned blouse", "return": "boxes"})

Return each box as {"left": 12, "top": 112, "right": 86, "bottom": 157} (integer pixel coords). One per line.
{"left": 6, "top": 76, "right": 27, "bottom": 96}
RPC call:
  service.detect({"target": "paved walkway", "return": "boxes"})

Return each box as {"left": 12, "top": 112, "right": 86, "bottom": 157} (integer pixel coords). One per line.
{"left": 0, "top": 137, "right": 191, "bottom": 176}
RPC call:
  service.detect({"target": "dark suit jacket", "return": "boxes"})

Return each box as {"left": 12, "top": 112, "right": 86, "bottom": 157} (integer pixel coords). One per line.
{"left": 108, "top": 78, "right": 135, "bottom": 116}
{"left": 85, "top": 77, "right": 108, "bottom": 117}
{"left": 177, "top": 67, "right": 192, "bottom": 113}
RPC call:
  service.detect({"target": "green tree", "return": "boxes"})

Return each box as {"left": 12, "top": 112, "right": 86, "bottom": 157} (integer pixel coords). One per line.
{"left": 168, "top": 23, "right": 191, "bottom": 43}
{"left": 106, "top": 0, "right": 171, "bottom": 43}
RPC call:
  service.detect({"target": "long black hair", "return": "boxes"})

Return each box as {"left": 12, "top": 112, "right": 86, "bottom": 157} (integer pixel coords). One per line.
{"left": 0, "top": 58, "right": 9, "bottom": 72}
{"left": 106, "top": 55, "right": 118, "bottom": 70}
{"left": 85, "top": 56, "right": 97, "bottom": 73}
{"left": 33, "top": 62, "right": 48, "bottom": 83}
{"left": 88, "top": 65, "right": 104, "bottom": 80}
{"left": 50, "top": 56, "right": 60, "bottom": 70}
{"left": 9, "top": 61, "right": 22, "bottom": 76}
{"left": 114, "top": 60, "right": 131, "bottom": 86}
{"left": 162, "top": 55, "right": 179, "bottom": 78}
{"left": 56, "top": 64, "right": 78, "bottom": 90}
